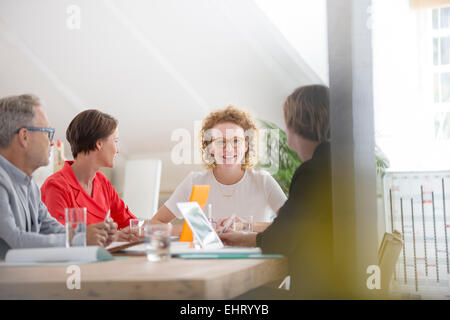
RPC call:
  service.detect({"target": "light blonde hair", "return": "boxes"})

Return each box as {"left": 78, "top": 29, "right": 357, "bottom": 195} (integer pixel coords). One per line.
{"left": 200, "top": 105, "right": 258, "bottom": 170}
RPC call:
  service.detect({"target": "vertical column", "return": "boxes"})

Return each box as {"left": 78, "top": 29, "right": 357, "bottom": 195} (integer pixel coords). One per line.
{"left": 421, "top": 185, "right": 428, "bottom": 277}
{"left": 411, "top": 198, "right": 418, "bottom": 291}
{"left": 327, "top": 0, "right": 379, "bottom": 297}
{"left": 400, "top": 198, "right": 407, "bottom": 284}
{"left": 431, "top": 192, "right": 439, "bottom": 283}
{"left": 442, "top": 179, "right": 449, "bottom": 274}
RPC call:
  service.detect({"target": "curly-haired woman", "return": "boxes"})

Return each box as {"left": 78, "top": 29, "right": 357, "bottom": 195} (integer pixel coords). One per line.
{"left": 150, "top": 106, "right": 286, "bottom": 234}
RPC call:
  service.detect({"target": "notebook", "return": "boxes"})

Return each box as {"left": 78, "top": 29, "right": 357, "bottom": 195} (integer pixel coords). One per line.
{"left": 0, "top": 246, "right": 114, "bottom": 267}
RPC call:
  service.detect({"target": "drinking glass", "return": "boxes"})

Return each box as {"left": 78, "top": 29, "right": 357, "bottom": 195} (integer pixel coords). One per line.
{"left": 144, "top": 223, "right": 172, "bottom": 261}
{"left": 65, "top": 208, "right": 87, "bottom": 247}
{"left": 233, "top": 216, "right": 254, "bottom": 233}
{"left": 130, "top": 218, "right": 145, "bottom": 237}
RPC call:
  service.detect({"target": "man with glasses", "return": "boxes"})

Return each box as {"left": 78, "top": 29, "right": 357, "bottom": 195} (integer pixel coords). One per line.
{"left": 15, "top": 126, "right": 55, "bottom": 141}
{"left": 0, "top": 94, "right": 116, "bottom": 259}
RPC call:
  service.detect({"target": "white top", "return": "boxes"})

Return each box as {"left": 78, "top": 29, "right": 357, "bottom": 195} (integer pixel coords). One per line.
{"left": 165, "top": 169, "right": 287, "bottom": 222}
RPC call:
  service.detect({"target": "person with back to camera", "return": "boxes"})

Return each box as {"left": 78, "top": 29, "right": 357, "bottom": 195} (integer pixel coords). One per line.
{"left": 219, "top": 85, "right": 337, "bottom": 299}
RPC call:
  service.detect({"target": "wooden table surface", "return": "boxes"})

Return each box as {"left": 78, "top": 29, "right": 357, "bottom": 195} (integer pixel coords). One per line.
{"left": 0, "top": 256, "right": 288, "bottom": 299}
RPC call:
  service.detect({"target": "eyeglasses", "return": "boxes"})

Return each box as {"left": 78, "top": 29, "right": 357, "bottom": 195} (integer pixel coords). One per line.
{"left": 211, "top": 137, "right": 245, "bottom": 148}
{"left": 15, "top": 126, "right": 55, "bottom": 141}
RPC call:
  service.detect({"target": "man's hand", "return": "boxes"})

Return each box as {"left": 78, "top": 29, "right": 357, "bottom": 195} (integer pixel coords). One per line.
{"left": 218, "top": 231, "right": 257, "bottom": 247}
{"left": 86, "top": 222, "right": 111, "bottom": 247}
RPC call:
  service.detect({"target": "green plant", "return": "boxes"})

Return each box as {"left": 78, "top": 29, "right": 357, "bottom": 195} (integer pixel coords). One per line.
{"left": 257, "top": 120, "right": 390, "bottom": 194}
{"left": 256, "top": 119, "right": 302, "bottom": 195}
{"left": 375, "top": 145, "right": 390, "bottom": 176}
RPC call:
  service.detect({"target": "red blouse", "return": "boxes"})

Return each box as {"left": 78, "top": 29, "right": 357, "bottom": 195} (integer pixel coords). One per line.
{"left": 41, "top": 161, "right": 136, "bottom": 229}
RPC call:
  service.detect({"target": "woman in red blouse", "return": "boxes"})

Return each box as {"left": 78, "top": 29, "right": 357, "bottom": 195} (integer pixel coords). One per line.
{"left": 41, "top": 109, "right": 139, "bottom": 242}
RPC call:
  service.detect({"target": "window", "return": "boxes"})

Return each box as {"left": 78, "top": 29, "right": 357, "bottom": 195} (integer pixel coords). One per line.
{"left": 431, "top": 7, "right": 450, "bottom": 139}
{"left": 374, "top": 3, "right": 450, "bottom": 297}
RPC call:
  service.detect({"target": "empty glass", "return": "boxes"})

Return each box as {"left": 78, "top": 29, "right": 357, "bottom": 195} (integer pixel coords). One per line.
{"left": 65, "top": 208, "right": 87, "bottom": 247}
{"left": 144, "top": 223, "right": 172, "bottom": 261}
{"left": 233, "top": 216, "right": 254, "bottom": 233}
{"left": 129, "top": 218, "right": 145, "bottom": 237}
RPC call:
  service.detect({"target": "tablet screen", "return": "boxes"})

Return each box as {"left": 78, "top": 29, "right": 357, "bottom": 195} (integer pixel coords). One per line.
{"left": 176, "top": 202, "right": 223, "bottom": 249}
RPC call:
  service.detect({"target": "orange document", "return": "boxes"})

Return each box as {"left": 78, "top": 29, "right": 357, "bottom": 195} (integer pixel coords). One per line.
{"left": 179, "top": 185, "right": 210, "bottom": 242}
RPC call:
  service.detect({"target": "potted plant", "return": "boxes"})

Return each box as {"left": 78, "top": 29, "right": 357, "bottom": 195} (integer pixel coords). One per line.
{"left": 256, "top": 119, "right": 390, "bottom": 195}
{"left": 256, "top": 119, "right": 302, "bottom": 195}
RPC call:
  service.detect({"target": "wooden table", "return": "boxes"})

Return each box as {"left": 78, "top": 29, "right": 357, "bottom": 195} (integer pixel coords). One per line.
{"left": 0, "top": 256, "right": 288, "bottom": 299}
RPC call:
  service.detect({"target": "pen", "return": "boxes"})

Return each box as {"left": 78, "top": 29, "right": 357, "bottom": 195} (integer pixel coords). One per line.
{"left": 220, "top": 214, "right": 236, "bottom": 234}
{"left": 104, "top": 210, "right": 110, "bottom": 221}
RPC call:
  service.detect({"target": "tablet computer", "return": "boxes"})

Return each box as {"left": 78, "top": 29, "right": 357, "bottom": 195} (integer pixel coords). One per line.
{"left": 176, "top": 202, "right": 224, "bottom": 249}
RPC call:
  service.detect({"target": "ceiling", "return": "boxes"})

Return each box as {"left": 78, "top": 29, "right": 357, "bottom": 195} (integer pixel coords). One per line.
{"left": 0, "top": 0, "right": 326, "bottom": 160}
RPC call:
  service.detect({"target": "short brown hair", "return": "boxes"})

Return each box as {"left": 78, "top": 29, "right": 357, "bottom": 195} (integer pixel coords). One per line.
{"left": 283, "top": 85, "right": 330, "bottom": 142}
{"left": 200, "top": 105, "right": 258, "bottom": 170}
{"left": 66, "top": 109, "right": 118, "bottom": 158}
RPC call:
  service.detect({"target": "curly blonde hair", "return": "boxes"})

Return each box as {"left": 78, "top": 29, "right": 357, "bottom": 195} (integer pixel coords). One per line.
{"left": 200, "top": 105, "right": 258, "bottom": 170}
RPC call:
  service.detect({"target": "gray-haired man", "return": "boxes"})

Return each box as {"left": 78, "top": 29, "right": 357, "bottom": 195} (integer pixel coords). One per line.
{"left": 0, "top": 94, "right": 116, "bottom": 259}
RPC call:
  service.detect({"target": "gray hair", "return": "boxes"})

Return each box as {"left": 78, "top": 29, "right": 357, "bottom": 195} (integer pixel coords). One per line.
{"left": 0, "top": 94, "right": 41, "bottom": 149}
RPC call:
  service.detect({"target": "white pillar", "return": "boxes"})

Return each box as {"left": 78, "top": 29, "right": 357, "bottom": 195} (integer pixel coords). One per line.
{"left": 327, "top": 0, "right": 379, "bottom": 297}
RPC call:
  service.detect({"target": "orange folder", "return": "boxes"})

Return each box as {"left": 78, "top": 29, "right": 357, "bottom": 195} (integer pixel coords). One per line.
{"left": 179, "top": 185, "right": 210, "bottom": 242}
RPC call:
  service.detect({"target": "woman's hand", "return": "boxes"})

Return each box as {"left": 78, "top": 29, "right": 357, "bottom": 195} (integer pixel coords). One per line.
{"left": 217, "top": 216, "right": 251, "bottom": 232}
{"left": 216, "top": 215, "right": 238, "bottom": 233}
{"left": 104, "top": 218, "right": 118, "bottom": 247}
{"left": 86, "top": 222, "right": 110, "bottom": 247}
{"left": 113, "top": 226, "right": 142, "bottom": 242}
{"left": 218, "top": 231, "right": 257, "bottom": 247}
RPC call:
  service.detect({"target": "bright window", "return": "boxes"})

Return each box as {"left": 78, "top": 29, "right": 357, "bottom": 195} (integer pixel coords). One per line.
{"left": 432, "top": 7, "right": 450, "bottom": 140}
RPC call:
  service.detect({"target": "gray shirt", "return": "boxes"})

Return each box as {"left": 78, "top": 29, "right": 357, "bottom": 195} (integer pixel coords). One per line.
{"left": 0, "top": 154, "right": 70, "bottom": 259}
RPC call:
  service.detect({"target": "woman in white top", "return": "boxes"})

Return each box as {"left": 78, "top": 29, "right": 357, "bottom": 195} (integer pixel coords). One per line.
{"left": 150, "top": 106, "right": 287, "bottom": 234}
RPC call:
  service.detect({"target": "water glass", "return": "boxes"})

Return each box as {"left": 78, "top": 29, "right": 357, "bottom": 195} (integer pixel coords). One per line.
{"left": 130, "top": 218, "right": 145, "bottom": 237}
{"left": 65, "top": 208, "right": 87, "bottom": 247}
{"left": 233, "top": 216, "right": 254, "bottom": 233}
{"left": 144, "top": 223, "right": 172, "bottom": 261}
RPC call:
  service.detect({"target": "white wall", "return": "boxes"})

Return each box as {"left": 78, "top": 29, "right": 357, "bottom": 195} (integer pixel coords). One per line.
{"left": 0, "top": 0, "right": 328, "bottom": 199}
{"left": 254, "top": 0, "right": 329, "bottom": 84}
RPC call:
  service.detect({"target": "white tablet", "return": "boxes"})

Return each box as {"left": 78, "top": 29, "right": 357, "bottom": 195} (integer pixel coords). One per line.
{"left": 176, "top": 202, "right": 224, "bottom": 249}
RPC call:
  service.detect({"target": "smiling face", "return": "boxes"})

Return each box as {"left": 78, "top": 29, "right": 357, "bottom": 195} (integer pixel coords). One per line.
{"left": 208, "top": 122, "right": 248, "bottom": 168}
{"left": 96, "top": 127, "right": 119, "bottom": 168}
